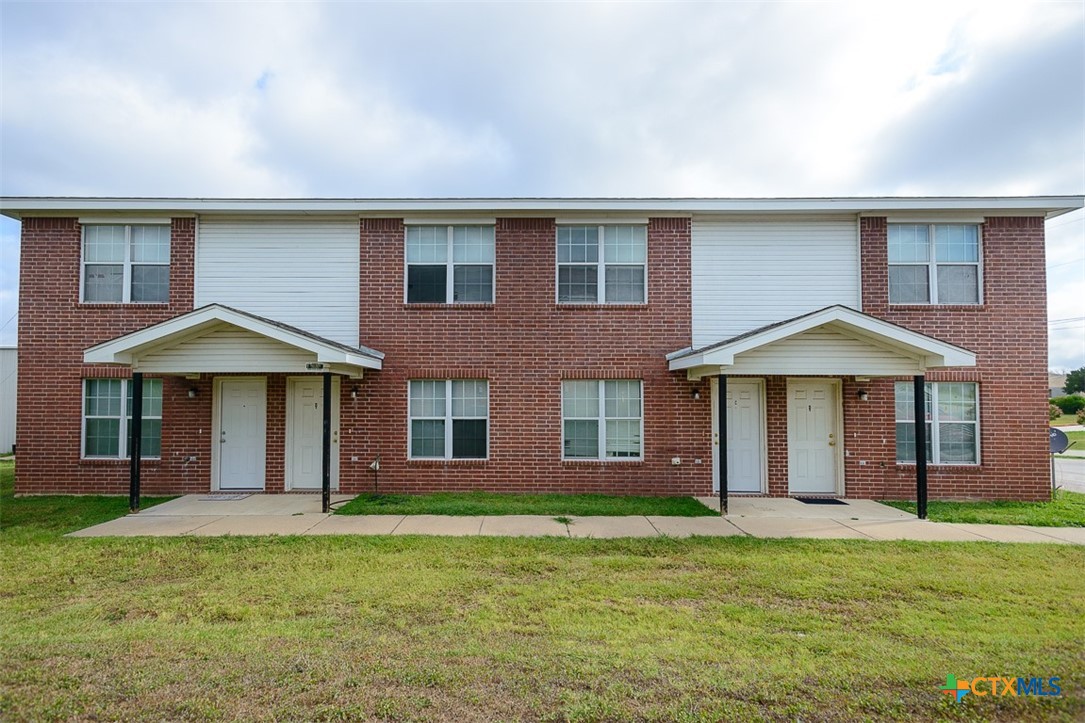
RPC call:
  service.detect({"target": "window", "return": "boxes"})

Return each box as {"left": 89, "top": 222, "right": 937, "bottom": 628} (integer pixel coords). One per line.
{"left": 406, "top": 225, "right": 494, "bottom": 303}
{"left": 895, "top": 381, "right": 978, "bottom": 464}
{"left": 408, "top": 379, "right": 488, "bottom": 459}
{"left": 83, "top": 378, "right": 163, "bottom": 458}
{"left": 557, "top": 225, "right": 646, "bottom": 304}
{"left": 82, "top": 225, "right": 171, "bottom": 303}
{"left": 562, "top": 380, "right": 642, "bottom": 460}
{"left": 888, "top": 223, "right": 980, "bottom": 304}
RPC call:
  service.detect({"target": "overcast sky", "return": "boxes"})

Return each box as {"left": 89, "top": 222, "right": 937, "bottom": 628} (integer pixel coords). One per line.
{"left": 1, "top": 1, "right": 1082, "bottom": 368}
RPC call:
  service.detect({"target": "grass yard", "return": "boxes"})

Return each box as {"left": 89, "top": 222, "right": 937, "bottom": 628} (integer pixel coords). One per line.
{"left": 2, "top": 460, "right": 1084, "bottom": 721}
{"left": 884, "top": 489, "right": 1085, "bottom": 528}
{"left": 337, "top": 490, "right": 716, "bottom": 517}
{"left": 1051, "top": 414, "right": 1081, "bottom": 427}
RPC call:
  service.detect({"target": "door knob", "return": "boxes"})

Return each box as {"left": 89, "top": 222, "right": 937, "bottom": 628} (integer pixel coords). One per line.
{"left": 828, "top": 441, "right": 836, "bottom": 446}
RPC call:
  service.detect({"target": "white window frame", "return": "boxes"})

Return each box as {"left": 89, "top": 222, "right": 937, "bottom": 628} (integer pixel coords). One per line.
{"left": 561, "top": 379, "right": 644, "bottom": 461}
{"left": 80, "top": 224, "right": 171, "bottom": 304}
{"left": 407, "top": 379, "right": 490, "bottom": 460}
{"left": 81, "top": 378, "right": 163, "bottom": 459}
{"left": 894, "top": 381, "right": 981, "bottom": 465}
{"left": 888, "top": 223, "right": 983, "bottom": 305}
{"left": 404, "top": 225, "right": 495, "bottom": 304}
{"left": 556, "top": 224, "right": 648, "bottom": 305}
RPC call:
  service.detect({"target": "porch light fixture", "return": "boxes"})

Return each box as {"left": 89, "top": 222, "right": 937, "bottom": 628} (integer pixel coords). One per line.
{"left": 351, "top": 385, "right": 359, "bottom": 400}
{"left": 857, "top": 390, "right": 869, "bottom": 401}
{"left": 692, "top": 389, "right": 701, "bottom": 401}
{"left": 188, "top": 387, "right": 198, "bottom": 399}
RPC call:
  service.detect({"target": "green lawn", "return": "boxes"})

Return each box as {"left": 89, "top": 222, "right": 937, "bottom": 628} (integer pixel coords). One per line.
{"left": 883, "top": 489, "right": 1085, "bottom": 527}
{"left": 1051, "top": 414, "right": 1079, "bottom": 427}
{"left": 2, "top": 460, "right": 1084, "bottom": 721}
{"left": 337, "top": 490, "right": 717, "bottom": 517}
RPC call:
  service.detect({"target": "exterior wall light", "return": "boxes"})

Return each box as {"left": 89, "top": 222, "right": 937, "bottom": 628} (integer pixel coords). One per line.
{"left": 692, "top": 389, "right": 701, "bottom": 401}
{"left": 188, "top": 387, "right": 198, "bottom": 399}
{"left": 857, "top": 390, "right": 869, "bottom": 401}
{"left": 351, "top": 386, "right": 359, "bottom": 399}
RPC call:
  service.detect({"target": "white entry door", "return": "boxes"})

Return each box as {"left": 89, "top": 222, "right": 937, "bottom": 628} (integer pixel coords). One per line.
{"left": 286, "top": 377, "right": 339, "bottom": 490}
{"left": 787, "top": 380, "right": 840, "bottom": 495}
{"left": 217, "top": 379, "right": 266, "bottom": 490}
{"left": 711, "top": 378, "right": 765, "bottom": 493}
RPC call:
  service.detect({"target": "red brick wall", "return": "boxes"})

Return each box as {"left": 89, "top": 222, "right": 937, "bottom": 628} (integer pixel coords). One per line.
{"left": 345, "top": 217, "right": 709, "bottom": 495}
{"left": 15, "top": 217, "right": 205, "bottom": 494}
{"left": 850, "top": 216, "right": 1050, "bottom": 500}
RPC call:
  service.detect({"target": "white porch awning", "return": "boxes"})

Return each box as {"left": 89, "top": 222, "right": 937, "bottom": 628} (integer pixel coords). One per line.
{"left": 84, "top": 304, "right": 384, "bottom": 377}
{"left": 668, "top": 305, "right": 975, "bottom": 379}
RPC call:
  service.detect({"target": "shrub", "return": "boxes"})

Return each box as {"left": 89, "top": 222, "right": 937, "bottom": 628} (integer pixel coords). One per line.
{"left": 1078, "top": 408, "right": 1085, "bottom": 425}
{"left": 1050, "top": 404, "right": 1063, "bottom": 421}
{"left": 1051, "top": 395, "right": 1085, "bottom": 414}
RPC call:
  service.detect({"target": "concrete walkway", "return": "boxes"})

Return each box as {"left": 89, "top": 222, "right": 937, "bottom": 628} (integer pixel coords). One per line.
{"left": 66, "top": 494, "right": 1085, "bottom": 544}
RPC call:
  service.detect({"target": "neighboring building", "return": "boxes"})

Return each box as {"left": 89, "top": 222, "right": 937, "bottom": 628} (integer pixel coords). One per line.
{"left": 1, "top": 196, "right": 1081, "bottom": 501}
{"left": 1049, "top": 373, "right": 1066, "bottom": 398}
{"left": 0, "top": 346, "right": 15, "bottom": 454}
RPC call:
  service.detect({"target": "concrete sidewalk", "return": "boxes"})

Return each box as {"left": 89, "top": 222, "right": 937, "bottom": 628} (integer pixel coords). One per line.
{"left": 67, "top": 494, "right": 1085, "bottom": 544}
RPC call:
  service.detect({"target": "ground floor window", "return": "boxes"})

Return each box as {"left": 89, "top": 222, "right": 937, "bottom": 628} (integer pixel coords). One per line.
{"left": 562, "top": 380, "right": 642, "bottom": 460}
{"left": 83, "top": 378, "right": 163, "bottom": 458}
{"left": 408, "top": 379, "right": 488, "bottom": 459}
{"left": 894, "top": 381, "right": 978, "bottom": 464}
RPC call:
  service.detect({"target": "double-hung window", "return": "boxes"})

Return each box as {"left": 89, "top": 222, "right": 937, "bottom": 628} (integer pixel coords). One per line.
{"left": 82, "top": 224, "right": 171, "bottom": 303}
{"left": 888, "top": 223, "right": 980, "bottom": 304}
{"left": 406, "top": 225, "right": 495, "bottom": 303}
{"left": 894, "top": 381, "right": 979, "bottom": 464}
{"left": 562, "top": 380, "right": 643, "bottom": 460}
{"left": 83, "top": 378, "right": 163, "bottom": 458}
{"left": 557, "top": 225, "right": 647, "bottom": 303}
{"left": 408, "top": 380, "right": 489, "bottom": 459}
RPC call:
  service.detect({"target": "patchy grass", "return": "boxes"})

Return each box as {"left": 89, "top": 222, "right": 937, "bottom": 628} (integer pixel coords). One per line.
{"left": 2, "top": 461, "right": 1084, "bottom": 721}
{"left": 883, "top": 489, "right": 1085, "bottom": 527}
{"left": 0, "top": 459, "right": 174, "bottom": 543}
{"left": 1052, "top": 414, "right": 1080, "bottom": 427}
{"left": 337, "top": 490, "right": 717, "bottom": 517}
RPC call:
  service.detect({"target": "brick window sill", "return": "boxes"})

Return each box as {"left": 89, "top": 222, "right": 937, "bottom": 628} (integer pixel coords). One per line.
{"left": 77, "top": 303, "right": 171, "bottom": 309}
{"left": 80, "top": 458, "right": 162, "bottom": 466}
{"left": 407, "top": 459, "right": 488, "bottom": 466}
{"left": 562, "top": 459, "right": 644, "bottom": 466}
{"left": 554, "top": 304, "right": 650, "bottom": 311}
{"left": 402, "top": 304, "right": 495, "bottom": 311}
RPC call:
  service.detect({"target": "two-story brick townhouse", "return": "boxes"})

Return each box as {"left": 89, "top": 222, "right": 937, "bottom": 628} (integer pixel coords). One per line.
{"left": 2, "top": 196, "right": 1081, "bottom": 502}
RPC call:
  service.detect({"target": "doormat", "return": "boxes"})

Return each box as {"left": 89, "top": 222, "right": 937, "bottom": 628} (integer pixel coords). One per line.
{"left": 794, "top": 497, "right": 847, "bottom": 505}
{"left": 198, "top": 494, "right": 253, "bottom": 501}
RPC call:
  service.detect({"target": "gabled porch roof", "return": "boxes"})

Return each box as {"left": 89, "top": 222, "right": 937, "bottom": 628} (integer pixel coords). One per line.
{"left": 84, "top": 304, "right": 384, "bottom": 376}
{"left": 668, "top": 305, "right": 975, "bottom": 379}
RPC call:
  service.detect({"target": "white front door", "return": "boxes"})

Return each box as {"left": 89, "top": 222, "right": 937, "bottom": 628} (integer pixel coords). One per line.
{"left": 286, "top": 377, "right": 339, "bottom": 490}
{"left": 217, "top": 378, "right": 266, "bottom": 490}
{"left": 787, "top": 379, "right": 840, "bottom": 495}
{"left": 711, "top": 378, "right": 765, "bottom": 493}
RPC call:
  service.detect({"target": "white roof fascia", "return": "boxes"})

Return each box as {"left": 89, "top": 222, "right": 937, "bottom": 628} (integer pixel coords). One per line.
{"left": 668, "top": 306, "right": 976, "bottom": 371}
{"left": 2, "top": 195, "right": 1082, "bottom": 220}
{"left": 84, "top": 304, "right": 383, "bottom": 370}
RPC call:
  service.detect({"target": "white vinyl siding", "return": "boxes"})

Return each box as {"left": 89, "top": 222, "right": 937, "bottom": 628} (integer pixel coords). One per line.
{"left": 134, "top": 325, "right": 317, "bottom": 374}
{"left": 690, "top": 216, "right": 859, "bottom": 347}
{"left": 724, "top": 327, "right": 925, "bottom": 376}
{"left": 894, "top": 382, "right": 979, "bottom": 464}
{"left": 196, "top": 218, "right": 360, "bottom": 347}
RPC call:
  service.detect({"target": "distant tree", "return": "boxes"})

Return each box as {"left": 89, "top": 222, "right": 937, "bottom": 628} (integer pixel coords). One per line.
{"left": 1066, "top": 366, "right": 1085, "bottom": 395}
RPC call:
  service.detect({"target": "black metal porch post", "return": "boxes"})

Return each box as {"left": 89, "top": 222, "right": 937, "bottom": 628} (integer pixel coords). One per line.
{"left": 129, "top": 372, "right": 143, "bottom": 513}
{"left": 913, "top": 374, "right": 928, "bottom": 520}
{"left": 321, "top": 371, "right": 332, "bottom": 514}
{"left": 718, "top": 374, "right": 728, "bottom": 516}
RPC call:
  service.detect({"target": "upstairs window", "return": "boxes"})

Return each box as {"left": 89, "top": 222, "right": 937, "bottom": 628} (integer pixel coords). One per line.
{"left": 82, "top": 225, "right": 170, "bottom": 303}
{"left": 557, "top": 225, "right": 647, "bottom": 304}
{"left": 408, "top": 379, "right": 489, "bottom": 459}
{"left": 406, "top": 225, "right": 494, "bottom": 303}
{"left": 83, "top": 378, "right": 163, "bottom": 459}
{"left": 888, "top": 223, "right": 980, "bottom": 304}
